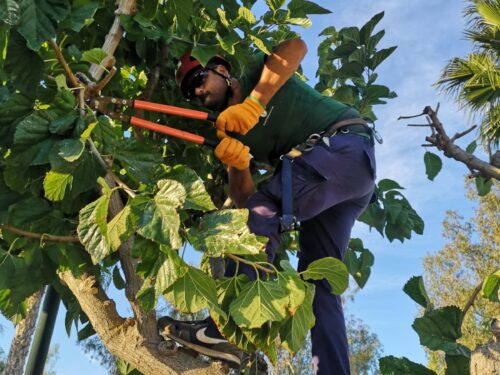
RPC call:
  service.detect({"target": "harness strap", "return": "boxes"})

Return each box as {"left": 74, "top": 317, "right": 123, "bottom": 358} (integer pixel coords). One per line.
{"left": 280, "top": 155, "right": 299, "bottom": 232}
{"left": 322, "top": 118, "right": 370, "bottom": 138}
{"left": 278, "top": 117, "right": 371, "bottom": 232}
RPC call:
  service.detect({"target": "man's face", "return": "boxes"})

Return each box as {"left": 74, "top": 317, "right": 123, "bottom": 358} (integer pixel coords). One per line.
{"left": 188, "top": 66, "right": 229, "bottom": 111}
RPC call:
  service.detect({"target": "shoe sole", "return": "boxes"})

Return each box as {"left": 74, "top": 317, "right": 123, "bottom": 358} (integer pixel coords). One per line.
{"left": 161, "top": 332, "right": 242, "bottom": 367}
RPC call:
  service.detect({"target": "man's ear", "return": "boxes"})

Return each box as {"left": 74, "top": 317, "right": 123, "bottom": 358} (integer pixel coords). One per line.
{"left": 214, "top": 64, "right": 230, "bottom": 77}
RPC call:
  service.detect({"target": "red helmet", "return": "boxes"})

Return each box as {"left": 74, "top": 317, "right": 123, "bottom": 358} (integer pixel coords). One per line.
{"left": 175, "top": 51, "right": 231, "bottom": 99}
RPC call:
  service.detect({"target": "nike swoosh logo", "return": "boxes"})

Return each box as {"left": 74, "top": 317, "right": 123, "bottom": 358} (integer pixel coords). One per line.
{"left": 195, "top": 327, "right": 228, "bottom": 345}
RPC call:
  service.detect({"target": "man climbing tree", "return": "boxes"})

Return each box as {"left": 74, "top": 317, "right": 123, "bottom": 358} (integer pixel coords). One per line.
{"left": 159, "top": 37, "right": 377, "bottom": 374}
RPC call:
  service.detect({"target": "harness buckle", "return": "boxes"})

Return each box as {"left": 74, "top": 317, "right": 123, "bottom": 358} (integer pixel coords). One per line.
{"left": 280, "top": 215, "right": 301, "bottom": 232}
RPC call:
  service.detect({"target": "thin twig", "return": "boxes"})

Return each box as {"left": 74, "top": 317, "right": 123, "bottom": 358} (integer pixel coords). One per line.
{"left": 0, "top": 225, "right": 79, "bottom": 243}
{"left": 398, "top": 112, "right": 426, "bottom": 120}
{"left": 451, "top": 125, "right": 478, "bottom": 142}
{"left": 463, "top": 282, "right": 483, "bottom": 317}
{"left": 87, "top": 138, "right": 137, "bottom": 198}
{"left": 225, "top": 253, "right": 275, "bottom": 274}
{"left": 408, "top": 124, "right": 433, "bottom": 127}
{"left": 48, "top": 39, "right": 81, "bottom": 89}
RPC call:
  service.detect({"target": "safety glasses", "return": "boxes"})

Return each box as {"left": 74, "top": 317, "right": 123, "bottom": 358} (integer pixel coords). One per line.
{"left": 187, "top": 69, "right": 209, "bottom": 98}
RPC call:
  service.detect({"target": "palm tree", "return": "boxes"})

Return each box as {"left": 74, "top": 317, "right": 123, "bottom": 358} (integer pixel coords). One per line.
{"left": 436, "top": 0, "right": 500, "bottom": 146}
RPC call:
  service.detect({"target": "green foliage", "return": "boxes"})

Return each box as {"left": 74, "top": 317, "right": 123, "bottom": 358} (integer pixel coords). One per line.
{"left": 0, "top": 0, "right": 405, "bottom": 368}
{"left": 423, "top": 152, "right": 442, "bottom": 181}
{"left": 344, "top": 238, "right": 374, "bottom": 288}
{"left": 315, "top": 12, "right": 397, "bottom": 121}
{"left": 482, "top": 269, "right": 500, "bottom": 302}
{"left": 435, "top": 0, "right": 500, "bottom": 146}
{"left": 380, "top": 270, "right": 494, "bottom": 375}
{"left": 380, "top": 356, "right": 437, "bottom": 375}
{"left": 358, "top": 179, "right": 424, "bottom": 242}
{"left": 403, "top": 276, "right": 433, "bottom": 310}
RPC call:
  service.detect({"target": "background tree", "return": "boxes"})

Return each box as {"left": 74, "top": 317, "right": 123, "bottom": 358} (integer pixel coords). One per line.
{"left": 422, "top": 181, "right": 499, "bottom": 373}
{"left": 0, "top": 1, "right": 420, "bottom": 374}
{"left": 400, "top": 0, "right": 500, "bottom": 191}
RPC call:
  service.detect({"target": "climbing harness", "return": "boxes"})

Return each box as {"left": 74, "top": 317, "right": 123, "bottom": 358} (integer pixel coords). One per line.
{"left": 278, "top": 117, "right": 380, "bottom": 232}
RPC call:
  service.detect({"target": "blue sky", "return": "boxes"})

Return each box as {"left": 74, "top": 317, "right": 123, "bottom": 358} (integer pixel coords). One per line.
{"left": 0, "top": 1, "right": 482, "bottom": 373}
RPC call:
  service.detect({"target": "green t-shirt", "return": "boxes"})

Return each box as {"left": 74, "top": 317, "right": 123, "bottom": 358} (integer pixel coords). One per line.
{"left": 231, "top": 53, "right": 354, "bottom": 164}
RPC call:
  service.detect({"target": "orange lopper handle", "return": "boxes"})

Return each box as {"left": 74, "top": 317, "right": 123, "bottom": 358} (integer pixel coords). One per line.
{"left": 130, "top": 117, "right": 217, "bottom": 147}
{"left": 133, "top": 100, "right": 218, "bottom": 122}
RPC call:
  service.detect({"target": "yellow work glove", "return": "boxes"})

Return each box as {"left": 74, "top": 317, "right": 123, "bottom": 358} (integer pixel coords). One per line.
{"left": 214, "top": 134, "right": 251, "bottom": 170}
{"left": 215, "top": 97, "right": 265, "bottom": 135}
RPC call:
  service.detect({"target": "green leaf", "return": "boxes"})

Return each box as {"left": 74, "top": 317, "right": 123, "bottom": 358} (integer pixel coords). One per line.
{"left": 193, "top": 209, "right": 266, "bottom": 257}
{"left": 475, "top": 176, "right": 493, "bottom": 196}
{"left": 162, "top": 165, "right": 216, "bottom": 211}
{"left": 77, "top": 185, "right": 113, "bottom": 263}
{"left": 368, "top": 46, "right": 397, "bottom": 70}
{"left": 412, "top": 306, "right": 471, "bottom": 356}
{"left": 164, "top": 265, "right": 225, "bottom": 318}
{"left": 81, "top": 48, "right": 108, "bottom": 65}
{"left": 360, "top": 11, "right": 384, "bottom": 44}
{"left": 301, "top": 257, "right": 349, "bottom": 295}
{"left": 112, "top": 266, "right": 126, "bottom": 290}
{"left": 445, "top": 354, "right": 470, "bottom": 375}
{"left": 340, "top": 26, "right": 360, "bottom": 44}
{"left": 378, "top": 179, "right": 404, "bottom": 191}
{"left": 238, "top": 6, "right": 256, "bottom": 24}
{"left": 286, "top": 17, "right": 312, "bottom": 27}
{"left": 266, "top": 0, "right": 286, "bottom": 12}
{"left": 69, "top": 2, "right": 100, "bottom": 32}
{"left": 423, "top": 152, "right": 442, "bottom": 181}
{"left": 17, "top": 0, "right": 71, "bottom": 50}
{"left": 229, "top": 278, "right": 288, "bottom": 328}
{"left": 465, "top": 140, "right": 477, "bottom": 154}
{"left": 49, "top": 115, "right": 78, "bottom": 135}
{"left": 216, "top": 31, "right": 241, "bottom": 55}
{"left": 379, "top": 355, "right": 436, "bottom": 375}
{"left": 13, "top": 112, "right": 50, "bottom": 147}
{"left": 77, "top": 322, "right": 95, "bottom": 341}
{"left": 288, "top": 0, "right": 331, "bottom": 17}
{"left": 57, "top": 139, "right": 85, "bottom": 162}
{"left": 155, "top": 250, "right": 188, "bottom": 295}
{"left": 403, "top": 276, "right": 433, "bottom": 309}
{"left": 279, "top": 282, "right": 315, "bottom": 353}
{"left": 344, "top": 238, "right": 374, "bottom": 288}
{"left": 0, "top": 0, "right": 20, "bottom": 25}
{"left": 249, "top": 34, "right": 272, "bottom": 55}
{"left": 481, "top": 269, "right": 500, "bottom": 302}
{"left": 108, "top": 205, "right": 134, "bottom": 252}
{"left": 277, "top": 260, "right": 306, "bottom": 314}
{"left": 171, "top": 0, "right": 192, "bottom": 32}
{"left": 44, "top": 170, "right": 73, "bottom": 201}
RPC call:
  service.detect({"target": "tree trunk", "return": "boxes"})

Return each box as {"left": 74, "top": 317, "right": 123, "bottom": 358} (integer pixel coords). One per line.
{"left": 470, "top": 320, "right": 500, "bottom": 375}
{"left": 58, "top": 271, "right": 225, "bottom": 375}
{"left": 3, "top": 289, "right": 44, "bottom": 375}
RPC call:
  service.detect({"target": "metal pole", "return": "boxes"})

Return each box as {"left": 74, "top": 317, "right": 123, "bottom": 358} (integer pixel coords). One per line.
{"left": 24, "top": 285, "right": 60, "bottom": 375}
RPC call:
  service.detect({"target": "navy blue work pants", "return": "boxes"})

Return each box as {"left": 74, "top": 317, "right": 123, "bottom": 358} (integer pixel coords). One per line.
{"left": 225, "top": 133, "right": 376, "bottom": 375}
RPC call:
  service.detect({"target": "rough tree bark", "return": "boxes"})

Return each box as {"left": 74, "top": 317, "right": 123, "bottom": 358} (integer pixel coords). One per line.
{"left": 3, "top": 289, "right": 44, "bottom": 375}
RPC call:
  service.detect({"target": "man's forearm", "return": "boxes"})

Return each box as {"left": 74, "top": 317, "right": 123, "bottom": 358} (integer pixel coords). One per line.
{"left": 228, "top": 167, "right": 255, "bottom": 208}
{"left": 250, "top": 38, "right": 307, "bottom": 106}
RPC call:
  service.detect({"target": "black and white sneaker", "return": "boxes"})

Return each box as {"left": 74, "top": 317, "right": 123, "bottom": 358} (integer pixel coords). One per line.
{"left": 157, "top": 316, "right": 246, "bottom": 368}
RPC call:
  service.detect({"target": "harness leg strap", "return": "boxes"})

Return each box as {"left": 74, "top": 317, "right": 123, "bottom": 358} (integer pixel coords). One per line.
{"left": 280, "top": 155, "right": 299, "bottom": 232}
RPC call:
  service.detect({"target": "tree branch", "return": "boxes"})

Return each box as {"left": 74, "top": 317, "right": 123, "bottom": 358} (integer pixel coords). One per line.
{"left": 463, "top": 282, "right": 483, "bottom": 318}
{"left": 404, "top": 106, "right": 500, "bottom": 180}
{"left": 0, "top": 225, "right": 79, "bottom": 243}
{"left": 88, "top": 0, "right": 137, "bottom": 82}
{"left": 48, "top": 39, "right": 81, "bottom": 89}
{"left": 58, "top": 271, "right": 224, "bottom": 374}
{"left": 225, "top": 253, "right": 275, "bottom": 274}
